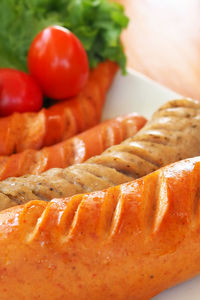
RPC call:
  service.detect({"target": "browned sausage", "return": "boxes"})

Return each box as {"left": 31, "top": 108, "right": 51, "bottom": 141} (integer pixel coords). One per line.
{"left": 0, "top": 98, "right": 200, "bottom": 210}
{"left": 0, "top": 157, "right": 200, "bottom": 299}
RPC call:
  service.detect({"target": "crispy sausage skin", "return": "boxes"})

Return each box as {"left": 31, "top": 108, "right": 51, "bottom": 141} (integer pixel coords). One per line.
{"left": 0, "top": 157, "right": 200, "bottom": 299}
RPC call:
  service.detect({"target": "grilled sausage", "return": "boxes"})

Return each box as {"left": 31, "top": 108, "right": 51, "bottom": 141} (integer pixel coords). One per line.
{"left": 0, "top": 113, "right": 146, "bottom": 180}
{"left": 0, "top": 98, "right": 200, "bottom": 210}
{"left": 0, "top": 61, "right": 118, "bottom": 155}
{"left": 0, "top": 157, "right": 200, "bottom": 299}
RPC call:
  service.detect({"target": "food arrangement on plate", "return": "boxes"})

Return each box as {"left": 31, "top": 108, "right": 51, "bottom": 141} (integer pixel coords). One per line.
{"left": 0, "top": 0, "right": 200, "bottom": 299}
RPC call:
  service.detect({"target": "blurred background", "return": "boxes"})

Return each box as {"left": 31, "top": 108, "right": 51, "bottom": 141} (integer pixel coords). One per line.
{"left": 116, "top": 0, "right": 200, "bottom": 100}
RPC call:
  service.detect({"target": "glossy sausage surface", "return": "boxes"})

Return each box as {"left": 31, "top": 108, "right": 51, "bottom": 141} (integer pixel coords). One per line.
{"left": 0, "top": 61, "right": 118, "bottom": 155}
{"left": 0, "top": 157, "right": 200, "bottom": 299}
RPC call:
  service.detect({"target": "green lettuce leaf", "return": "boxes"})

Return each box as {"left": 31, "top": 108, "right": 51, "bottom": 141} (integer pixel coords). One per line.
{"left": 0, "top": 0, "right": 129, "bottom": 72}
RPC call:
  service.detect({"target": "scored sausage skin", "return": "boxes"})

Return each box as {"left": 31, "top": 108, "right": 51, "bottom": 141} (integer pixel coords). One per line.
{"left": 0, "top": 157, "right": 200, "bottom": 299}
{"left": 0, "top": 60, "right": 118, "bottom": 155}
{"left": 0, "top": 113, "right": 146, "bottom": 180}
{"left": 0, "top": 98, "right": 200, "bottom": 210}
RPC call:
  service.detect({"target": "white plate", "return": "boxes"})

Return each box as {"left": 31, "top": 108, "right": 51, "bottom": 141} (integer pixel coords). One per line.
{"left": 103, "top": 68, "right": 180, "bottom": 120}
{"left": 102, "top": 69, "right": 200, "bottom": 300}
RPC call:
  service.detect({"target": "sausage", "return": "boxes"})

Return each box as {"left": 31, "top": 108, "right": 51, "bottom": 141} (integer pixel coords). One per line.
{"left": 0, "top": 61, "right": 118, "bottom": 155}
{"left": 0, "top": 113, "right": 146, "bottom": 180}
{"left": 0, "top": 98, "right": 200, "bottom": 210}
{"left": 0, "top": 156, "right": 200, "bottom": 299}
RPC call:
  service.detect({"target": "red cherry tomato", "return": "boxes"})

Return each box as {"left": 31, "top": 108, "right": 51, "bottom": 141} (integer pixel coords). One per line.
{"left": 28, "top": 26, "right": 89, "bottom": 100}
{"left": 0, "top": 69, "right": 43, "bottom": 117}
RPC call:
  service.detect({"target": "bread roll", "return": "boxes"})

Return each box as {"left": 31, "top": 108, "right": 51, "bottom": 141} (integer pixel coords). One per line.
{"left": 0, "top": 157, "right": 200, "bottom": 299}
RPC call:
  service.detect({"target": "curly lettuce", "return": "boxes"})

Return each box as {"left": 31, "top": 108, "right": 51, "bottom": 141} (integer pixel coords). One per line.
{"left": 0, "top": 0, "right": 129, "bottom": 72}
